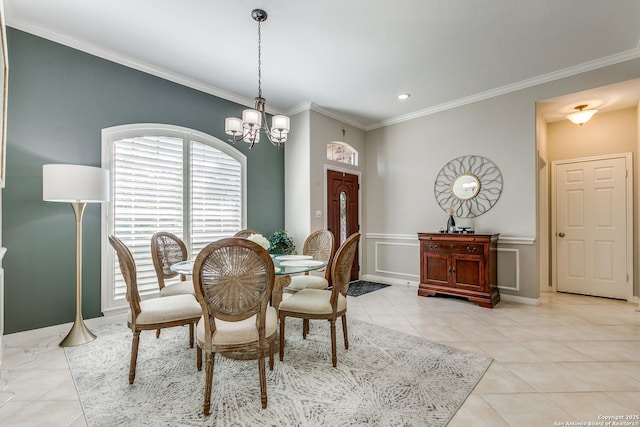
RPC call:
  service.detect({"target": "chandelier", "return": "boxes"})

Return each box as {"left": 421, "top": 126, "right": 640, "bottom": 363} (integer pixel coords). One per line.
{"left": 224, "top": 9, "right": 290, "bottom": 149}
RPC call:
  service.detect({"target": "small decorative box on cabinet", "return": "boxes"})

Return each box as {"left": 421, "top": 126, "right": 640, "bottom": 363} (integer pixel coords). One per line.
{"left": 418, "top": 233, "right": 500, "bottom": 308}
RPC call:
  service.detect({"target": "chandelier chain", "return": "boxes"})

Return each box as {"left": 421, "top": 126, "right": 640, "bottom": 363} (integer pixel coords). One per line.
{"left": 257, "top": 19, "right": 262, "bottom": 99}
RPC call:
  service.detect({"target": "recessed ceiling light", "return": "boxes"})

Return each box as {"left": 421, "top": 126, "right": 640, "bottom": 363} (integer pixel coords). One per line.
{"left": 398, "top": 93, "right": 411, "bottom": 100}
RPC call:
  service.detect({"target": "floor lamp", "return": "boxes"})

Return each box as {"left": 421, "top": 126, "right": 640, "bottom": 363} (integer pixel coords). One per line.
{"left": 43, "top": 164, "right": 109, "bottom": 347}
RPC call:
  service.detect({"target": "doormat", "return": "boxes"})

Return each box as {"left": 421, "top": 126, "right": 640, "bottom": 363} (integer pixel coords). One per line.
{"left": 347, "top": 280, "right": 391, "bottom": 297}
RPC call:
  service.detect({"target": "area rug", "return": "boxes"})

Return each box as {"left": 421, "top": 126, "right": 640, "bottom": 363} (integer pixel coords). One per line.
{"left": 65, "top": 319, "right": 492, "bottom": 427}
{"left": 347, "top": 280, "right": 391, "bottom": 297}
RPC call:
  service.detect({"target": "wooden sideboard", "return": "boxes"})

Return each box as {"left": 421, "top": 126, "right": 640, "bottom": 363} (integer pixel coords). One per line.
{"left": 418, "top": 232, "right": 499, "bottom": 308}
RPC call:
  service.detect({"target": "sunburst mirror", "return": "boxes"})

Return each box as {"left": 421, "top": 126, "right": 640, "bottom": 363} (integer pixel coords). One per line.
{"left": 434, "top": 155, "right": 503, "bottom": 218}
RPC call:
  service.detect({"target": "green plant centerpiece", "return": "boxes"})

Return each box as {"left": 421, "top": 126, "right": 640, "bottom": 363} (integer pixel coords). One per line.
{"left": 268, "top": 230, "right": 296, "bottom": 255}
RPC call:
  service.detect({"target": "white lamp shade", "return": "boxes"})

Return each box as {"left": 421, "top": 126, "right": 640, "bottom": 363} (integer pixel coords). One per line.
{"left": 225, "top": 117, "right": 243, "bottom": 135}
{"left": 271, "top": 115, "right": 290, "bottom": 132}
{"left": 43, "top": 164, "right": 110, "bottom": 203}
{"left": 567, "top": 109, "right": 597, "bottom": 125}
{"left": 242, "top": 109, "right": 261, "bottom": 128}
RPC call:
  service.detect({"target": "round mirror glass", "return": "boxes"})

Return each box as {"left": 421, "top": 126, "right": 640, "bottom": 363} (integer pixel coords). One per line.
{"left": 452, "top": 174, "right": 480, "bottom": 200}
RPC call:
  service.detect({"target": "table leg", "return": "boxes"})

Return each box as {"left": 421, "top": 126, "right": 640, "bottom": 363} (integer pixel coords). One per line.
{"left": 271, "top": 274, "right": 291, "bottom": 312}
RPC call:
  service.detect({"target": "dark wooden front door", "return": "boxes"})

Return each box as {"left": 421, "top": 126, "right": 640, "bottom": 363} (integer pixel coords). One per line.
{"left": 327, "top": 169, "right": 359, "bottom": 280}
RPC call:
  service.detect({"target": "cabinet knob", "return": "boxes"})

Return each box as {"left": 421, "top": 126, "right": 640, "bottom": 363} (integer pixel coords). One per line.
{"left": 466, "top": 246, "right": 477, "bottom": 253}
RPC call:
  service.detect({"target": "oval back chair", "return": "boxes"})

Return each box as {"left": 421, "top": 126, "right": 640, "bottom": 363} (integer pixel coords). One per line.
{"left": 278, "top": 232, "right": 361, "bottom": 367}
{"left": 109, "top": 235, "right": 202, "bottom": 384}
{"left": 287, "top": 229, "right": 335, "bottom": 292}
{"left": 150, "top": 232, "right": 194, "bottom": 296}
{"left": 192, "top": 237, "right": 278, "bottom": 415}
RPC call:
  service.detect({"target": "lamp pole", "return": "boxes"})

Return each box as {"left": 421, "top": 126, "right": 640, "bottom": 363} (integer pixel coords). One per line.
{"left": 59, "top": 201, "right": 96, "bottom": 347}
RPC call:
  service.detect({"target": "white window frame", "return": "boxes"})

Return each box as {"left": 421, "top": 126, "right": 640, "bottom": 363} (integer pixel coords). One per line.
{"left": 100, "top": 123, "right": 246, "bottom": 314}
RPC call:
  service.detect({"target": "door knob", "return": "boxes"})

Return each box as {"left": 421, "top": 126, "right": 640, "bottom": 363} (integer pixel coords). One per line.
{"left": 558, "top": 232, "right": 565, "bottom": 237}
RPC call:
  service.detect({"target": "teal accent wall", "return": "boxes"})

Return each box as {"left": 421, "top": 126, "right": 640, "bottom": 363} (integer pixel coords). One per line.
{"left": 3, "top": 28, "right": 285, "bottom": 333}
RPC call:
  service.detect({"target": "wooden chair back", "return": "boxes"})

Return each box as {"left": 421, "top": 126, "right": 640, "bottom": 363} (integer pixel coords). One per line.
{"left": 330, "top": 232, "right": 361, "bottom": 305}
{"left": 193, "top": 237, "right": 275, "bottom": 345}
{"left": 302, "top": 230, "right": 335, "bottom": 281}
{"left": 151, "top": 232, "right": 188, "bottom": 290}
{"left": 108, "top": 235, "right": 142, "bottom": 319}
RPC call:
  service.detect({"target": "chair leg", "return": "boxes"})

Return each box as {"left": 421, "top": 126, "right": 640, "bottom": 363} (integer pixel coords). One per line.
{"left": 189, "top": 323, "right": 194, "bottom": 348}
{"left": 279, "top": 316, "right": 286, "bottom": 361}
{"left": 155, "top": 329, "right": 160, "bottom": 339}
{"left": 342, "top": 314, "right": 349, "bottom": 349}
{"left": 129, "top": 330, "right": 140, "bottom": 384}
{"left": 302, "top": 319, "right": 309, "bottom": 339}
{"left": 203, "top": 353, "right": 214, "bottom": 415}
{"left": 197, "top": 346, "right": 202, "bottom": 371}
{"left": 268, "top": 341, "right": 274, "bottom": 370}
{"left": 330, "top": 319, "right": 337, "bottom": 367}
{"left": 258, "top": 352, "right": 267, "bottom": 409}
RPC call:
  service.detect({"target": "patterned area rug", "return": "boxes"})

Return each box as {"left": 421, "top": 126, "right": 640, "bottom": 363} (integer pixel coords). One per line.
{"left": 65, "top": 319, "right": 492, "bottom": 427}
{"left": 347, "top": 280, "right": 391, "bottom": 297}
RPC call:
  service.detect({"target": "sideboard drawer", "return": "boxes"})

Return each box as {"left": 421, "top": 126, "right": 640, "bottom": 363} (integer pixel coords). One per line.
{"left": 423, "top": 241, "right": 482, "bottom": 255}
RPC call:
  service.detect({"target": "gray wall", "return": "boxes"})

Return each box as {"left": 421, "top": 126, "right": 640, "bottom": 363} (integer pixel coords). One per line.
{"left": 364, "top": 58, "right": 640, "bottom": 301}
{"left": 3, "top": 28, "right": 285, "bottom": 333}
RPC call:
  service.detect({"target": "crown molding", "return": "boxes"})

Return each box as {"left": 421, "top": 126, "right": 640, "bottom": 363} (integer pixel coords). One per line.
{"left": 366, "top": 47, "right": 640, "bottom": 130}
{"left": 285, "top": 102, "right": 367, "bottom": 130}
{"left": 6, "top": 20, "right": 287, "bottom": 115}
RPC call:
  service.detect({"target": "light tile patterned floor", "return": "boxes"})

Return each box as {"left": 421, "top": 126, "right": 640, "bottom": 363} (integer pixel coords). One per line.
{"left": 1, "top": 285, "right": 639, "bottom": 426}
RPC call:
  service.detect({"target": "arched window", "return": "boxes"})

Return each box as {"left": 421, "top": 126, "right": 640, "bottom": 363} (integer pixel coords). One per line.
{"left": 327, "top": 141, "right": 358, "bottom": 166}
{"left": 101, "top": 124, "right": 246, "bottom": 312}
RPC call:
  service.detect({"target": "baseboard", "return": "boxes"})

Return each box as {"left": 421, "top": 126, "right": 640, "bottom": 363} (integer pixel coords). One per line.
{"left": 361, "top": 274, "right": 419, "bottom": 287}
{"left": 499, "top": 294, "right": 540, "bottom": 305}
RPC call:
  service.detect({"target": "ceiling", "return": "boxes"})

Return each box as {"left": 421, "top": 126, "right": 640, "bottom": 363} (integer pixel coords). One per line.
{"left": 5, "top": 0, "right": 640, "bottom": 130}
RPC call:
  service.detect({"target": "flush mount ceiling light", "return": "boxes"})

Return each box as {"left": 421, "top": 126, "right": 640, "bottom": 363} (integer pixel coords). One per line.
{"left": 398, "top": 93, "right": 411, "bottom": 100}
{"left": 567, "top": 104, "right": 597, "bottom": 126}
{"left": 224, "top": 9, "right": 290, "bottom": 149}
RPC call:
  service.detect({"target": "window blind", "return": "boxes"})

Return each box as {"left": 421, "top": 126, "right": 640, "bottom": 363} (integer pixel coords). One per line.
{"left": 190, "top": 140, "right": 242, "bottom": 254}
{"left": 113, "top": 136, "right": 184, "bottom": 298}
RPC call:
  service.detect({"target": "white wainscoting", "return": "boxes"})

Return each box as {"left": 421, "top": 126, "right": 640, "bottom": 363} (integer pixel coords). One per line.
{"left": 364, "top": 233, "right": 535, "bottom": 294}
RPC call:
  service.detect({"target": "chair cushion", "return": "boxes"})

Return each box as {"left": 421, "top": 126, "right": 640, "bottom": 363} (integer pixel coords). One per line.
{"left": 159, "top": 280, "right": 195, "bottom": 296}
{"left": 278, "top": 289, "right": 347, "bottom": 315}
{"left": 287, "top": 275, "right": 329, "bottom": 291}
{"left": 196, "top": 306, "right": 278, "bottom": 347}
{"left": 129, "top": 294, "right": 202, "bottom": 325}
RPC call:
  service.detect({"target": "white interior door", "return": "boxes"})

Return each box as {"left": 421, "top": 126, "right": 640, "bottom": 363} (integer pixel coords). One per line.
{"left": 554, "top": 155, "right": 630, "bottom": 299}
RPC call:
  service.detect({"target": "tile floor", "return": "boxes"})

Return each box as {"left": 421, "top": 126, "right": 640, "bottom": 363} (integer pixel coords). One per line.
{"left": 1, "top": 285, "right": 640, "bottom": 426}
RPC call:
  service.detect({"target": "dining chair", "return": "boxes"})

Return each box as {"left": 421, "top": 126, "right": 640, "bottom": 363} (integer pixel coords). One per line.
{"left": 193, "top": 237, "right": 277, "bottom": 415}
{"left": 278, "top": 232, "right": 361, "bottom": 367}
{"left": 108, "top": 235, "right": 203, "bottom": 384}
{"left": 286, "top": 229, "right": 335, "bottom": 292}
{"left": 233, "top": 229, "right": 261, "bottom": 238}
{"left": 150, "top": 232, "right": 195, "bottom": 297}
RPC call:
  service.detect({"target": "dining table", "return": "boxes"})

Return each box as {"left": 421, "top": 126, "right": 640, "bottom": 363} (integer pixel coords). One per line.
{"left": 170, "top": 254, "right": 328, "bottom": 311}
{"left": 171, "top": 254, "right": 327, "bottom": 360}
